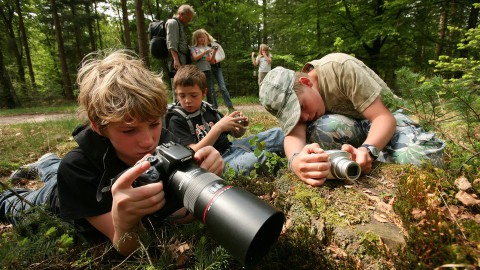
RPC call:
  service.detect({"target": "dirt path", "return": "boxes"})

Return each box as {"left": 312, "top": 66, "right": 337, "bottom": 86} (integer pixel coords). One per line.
{"left": 0, "top": 104, "right": 268, "bottom": 126}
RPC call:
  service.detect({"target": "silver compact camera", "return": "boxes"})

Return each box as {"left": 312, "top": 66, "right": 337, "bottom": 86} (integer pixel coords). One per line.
{"left": 234, "top": 114, "right": 244, "bottom": 124}
{"left": 325, "top": 150, "right": 361, "bottom": 181}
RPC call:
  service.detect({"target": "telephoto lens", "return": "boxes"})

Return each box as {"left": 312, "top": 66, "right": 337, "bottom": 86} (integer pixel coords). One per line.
{"left": 325, "top": 150, "right": 361, "bottom": 181}
{"left": 137, "top": 142, "right": 285, "bottom": 267}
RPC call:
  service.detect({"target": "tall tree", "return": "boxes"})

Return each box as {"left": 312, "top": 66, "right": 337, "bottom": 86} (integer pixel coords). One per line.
{"left": 0, "top": 0, "right": 28, "bottom": 95}
{"left": 14, "top": 0, "right": 37, "bottom": 91}
{"left": 121, "top": 0, "right": 132, "bottom": 48}
{"left": 50, "top": 0, "right": 74, "bottom": 100}
{"left": 84, "top": 1, "right": 97, "bottom": 51}
{"left": 134, "top": 0, "right": 148, "bottom": 64}
{"left": 0, "top": 38, "right": 17, "bottom": 108}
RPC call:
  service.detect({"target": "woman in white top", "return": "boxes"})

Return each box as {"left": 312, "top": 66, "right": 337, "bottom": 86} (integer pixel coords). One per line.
{"left": 251, "top": 44, "right": 272, "bottom": 86}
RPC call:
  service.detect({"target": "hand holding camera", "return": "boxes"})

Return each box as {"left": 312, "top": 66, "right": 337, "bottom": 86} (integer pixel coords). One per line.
{"left": 127, "top": 142, "right": 285, "bottom": 267}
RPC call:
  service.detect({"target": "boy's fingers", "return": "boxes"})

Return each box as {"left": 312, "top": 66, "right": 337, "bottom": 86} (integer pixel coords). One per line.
{"left": 113, "top": 160, "right": 151, "bottom": 190}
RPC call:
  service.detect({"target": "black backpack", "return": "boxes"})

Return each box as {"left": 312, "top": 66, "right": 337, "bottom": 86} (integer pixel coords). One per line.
{"left": 165, "top": 102, "right": 222, "bottom": 142}
{"left": 148, "top": 18, "right": 179, "bottom": 60}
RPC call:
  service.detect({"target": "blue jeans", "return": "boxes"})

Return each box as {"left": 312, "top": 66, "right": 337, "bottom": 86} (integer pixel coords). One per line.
{"left": 204, "top": 70, "right": 218, "bottom": 109}
{"left": 211, "top": 64, "right": 233, "bottom": 108}
{"left": 0, "top": 155, "right": 60, "bottom": 224}
{"left": 222, "top": 128, "right": 284, "bottom": 175}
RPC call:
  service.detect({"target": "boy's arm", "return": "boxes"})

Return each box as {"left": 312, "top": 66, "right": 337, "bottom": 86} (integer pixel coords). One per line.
{"left": 287, "top": 123, "right": 331, "bottom": 187}
{"left": 342, "top": 97, "right": 396, "bottom": 174}
{"left": 189, "top": 112, "right": 247, "bottom": 152}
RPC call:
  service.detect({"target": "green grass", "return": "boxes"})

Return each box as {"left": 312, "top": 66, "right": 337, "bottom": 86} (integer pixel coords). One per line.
{"left": 0, "top": 99, "right": 479, "bottom": 269}
{"left": 0, "top": 103, "right": 77, "bottom": 117}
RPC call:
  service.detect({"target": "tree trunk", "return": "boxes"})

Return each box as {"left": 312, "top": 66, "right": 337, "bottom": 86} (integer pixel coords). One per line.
{"left": 0, "top": 2, "right": 28, "bottom": 95}
{"left": 262, "top": 0, "right": 268, "bottom": 44}
{"left": 14, "top": 0, "right": 36, "bottom": 91}
{"left": 0, "top": 38, "right": 18, "bottom": 108}
{"left": 135, "top": 0, "right": 149, "bottom": 65}
{"left": 121, "top": 0, "right": 132, "bottom": 49}
{"left": 460, "top": 0, "right": 479, "bottom": 57}
{"left": 50, "top": 0, "right": 74, "bottom": 100}
{"left": 435, "top": 4, "right": 447, "bottom": 59}
{"left": 84, "top": 2, "right": 97, "bottom": 51}
{"left": 93, "top": 0, "right": 103, "bottom": 50}
{"left": 70, "top": 3, "right": 83, "bottom": 63}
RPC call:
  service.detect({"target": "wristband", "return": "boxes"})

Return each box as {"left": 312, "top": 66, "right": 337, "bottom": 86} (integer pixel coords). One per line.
{"left": 288, "top": 152, "right": 300, "bottom": 171}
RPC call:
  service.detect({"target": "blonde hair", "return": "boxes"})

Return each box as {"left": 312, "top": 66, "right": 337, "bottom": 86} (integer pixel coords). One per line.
{"left": 191, "top": 29, "right": 209, "bottom": 46}
{"left": 77, "top": 49, "right": 167, "bottom": 129}
{"left": 258, "top": 43, "right": 270, "bottom": 54}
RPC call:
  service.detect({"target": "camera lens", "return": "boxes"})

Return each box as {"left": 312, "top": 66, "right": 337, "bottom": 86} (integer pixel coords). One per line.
{"left": 168, "top": 162, "right": 284, "bottom": 267}
{"left": 326, "top": 150, "right": 361, "bottom": 181}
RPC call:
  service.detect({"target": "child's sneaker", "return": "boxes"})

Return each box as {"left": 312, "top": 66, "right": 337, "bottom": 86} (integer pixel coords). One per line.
{"left": 9, "top": 153, "right": 56, "bottom": 184}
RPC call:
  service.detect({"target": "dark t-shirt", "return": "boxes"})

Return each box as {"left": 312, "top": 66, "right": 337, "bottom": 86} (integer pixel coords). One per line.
{"left": 57, "top": 125, "right": 181, "bottom": 233}
{"left": 167, "top": 105, "right": 231, "bottom": 154}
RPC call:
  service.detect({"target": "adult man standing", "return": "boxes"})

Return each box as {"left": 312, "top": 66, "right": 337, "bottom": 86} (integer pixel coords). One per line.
{"left": 166, "top": 5, "right": 195, "bottom": 79}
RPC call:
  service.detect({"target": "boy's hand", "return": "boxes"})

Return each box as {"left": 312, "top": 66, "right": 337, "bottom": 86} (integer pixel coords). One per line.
{"left": 290, "top": 143, "right": 331, "bottom": 187}
{"left": 194, "top": 146, "right": 224, "bottom": 176}
{"left": 341, "top": 144, "right": 372, "bottom": 174}
{"left": 111, "top": 155, "right": 166, "bottom": 233}
{"left": 216, "top": 111, "right": 248, "bottom": 133}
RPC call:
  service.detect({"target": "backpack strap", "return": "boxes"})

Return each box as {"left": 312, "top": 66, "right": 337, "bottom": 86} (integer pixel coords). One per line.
{"left": 171, "top": 106, "right": 197, "bottom": 138}
{"left": 167, "top": 102, "right": 222, "bottom": 143}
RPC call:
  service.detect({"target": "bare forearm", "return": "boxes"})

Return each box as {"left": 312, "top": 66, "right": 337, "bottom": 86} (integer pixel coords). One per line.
{"left": 189, "top": 126, "right": 223, "bottom": 152}
{"left": 364, "top": 114, "right": 396, "bottom": 149}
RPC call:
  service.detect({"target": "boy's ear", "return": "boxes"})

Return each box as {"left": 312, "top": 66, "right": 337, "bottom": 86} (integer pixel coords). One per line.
{"left": 90, "top": 119, "right": 103, "bottom": 136}
{"left": 202, "top": 87, "right": 208, "bottom": 96}
{"left": 299, "top": 77, "right": 313, "bottom": 88}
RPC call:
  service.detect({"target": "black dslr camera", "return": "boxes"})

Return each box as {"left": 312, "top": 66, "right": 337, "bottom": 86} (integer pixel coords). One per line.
{"left": 125, "top": 142, "right": 283, "bottom": 267}
{"left": 212, "top": 45, "right": 219, "bottom": 50}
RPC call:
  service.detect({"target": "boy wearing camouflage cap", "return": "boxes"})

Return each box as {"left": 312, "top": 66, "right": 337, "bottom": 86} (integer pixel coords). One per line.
{"left": 260, "top": 53, "right": 445, "bottom": 187}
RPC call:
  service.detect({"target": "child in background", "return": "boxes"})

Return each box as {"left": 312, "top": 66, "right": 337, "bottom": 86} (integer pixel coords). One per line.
{"left": 191, "top": 29, "right": 218, "bottom": 108}
{"left": 251, "top": 44, "right": 272, "bottom": 86}
{"left": 168, "top": 65, "right": 285, "bottom": 176}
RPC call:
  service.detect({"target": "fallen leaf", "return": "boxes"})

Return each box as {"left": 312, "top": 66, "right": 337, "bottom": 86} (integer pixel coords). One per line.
{"left": 454, "top": 176, "right": 472, "bottom": 191}
{"left": 412, "top": 208, "right": 426, "bottom": 220}
{"left": 455, "top": 191, "right": 480, "bottom": 206}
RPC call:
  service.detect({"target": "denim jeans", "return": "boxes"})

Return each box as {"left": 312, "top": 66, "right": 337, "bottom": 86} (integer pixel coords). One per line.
{"left": 222, "top": 128, "right": 284, "bottom": 175}
{"left": 204, "top": 70, "right": 218, "bottom": 109}
{"left": 211, "top": 64, "right": 233, "bottom": 108}
{"left": 0, "top": 154, "right": 60, "bottom": 224}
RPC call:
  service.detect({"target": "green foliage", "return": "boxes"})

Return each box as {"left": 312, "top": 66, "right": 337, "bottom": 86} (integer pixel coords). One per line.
{"left": 395, "top": 25, "right": 480, "bottom": 174}
{"left": 0, "top": 206, "right": 78, "bottom": 268}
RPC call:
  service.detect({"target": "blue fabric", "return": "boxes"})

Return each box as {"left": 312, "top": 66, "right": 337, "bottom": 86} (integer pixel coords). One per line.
{"left": 204, "top": 70, "right": 218, "bottom": 108}
{"left": 0, "top": 155, "right": 60, "bottom": 224}
{"left": 211, "top": 64, "right": 233, "bottom": 108}
{"left": 221, "top": 127, "right": 284, "bottom": 175}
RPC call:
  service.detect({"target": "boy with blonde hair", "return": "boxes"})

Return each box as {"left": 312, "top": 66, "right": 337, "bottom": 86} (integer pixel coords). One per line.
{"left": 0, "top": 50, "right": 223, "bottom": 256}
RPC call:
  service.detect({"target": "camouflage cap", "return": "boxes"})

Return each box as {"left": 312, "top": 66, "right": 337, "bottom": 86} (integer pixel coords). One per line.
{"left": 259, "top": 66, "right": 301, "bottom": 135}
